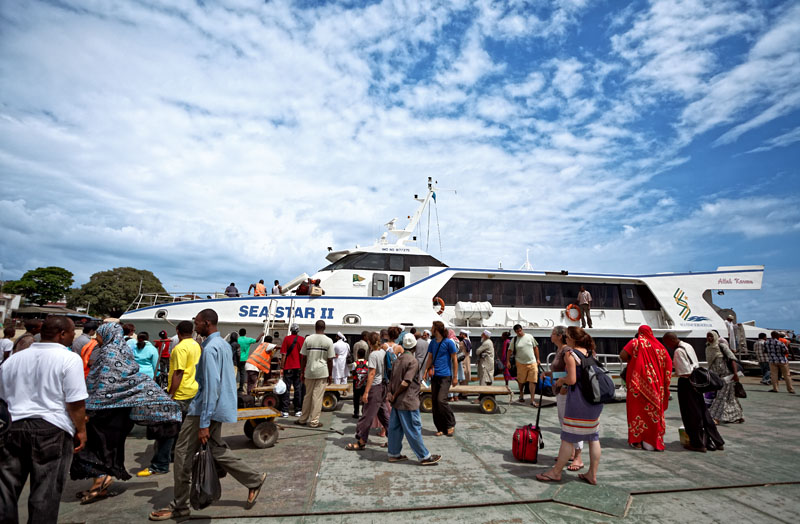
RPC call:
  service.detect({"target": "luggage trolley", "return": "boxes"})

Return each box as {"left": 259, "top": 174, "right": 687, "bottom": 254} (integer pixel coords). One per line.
{"left": 238, "top": 406, "right": 281, "bottom": 449}
{"left": 251, "top": 383, "right": 350, "bottom": 412}
{"left": 419, "top": 385, "right": 512, "bottom": 414}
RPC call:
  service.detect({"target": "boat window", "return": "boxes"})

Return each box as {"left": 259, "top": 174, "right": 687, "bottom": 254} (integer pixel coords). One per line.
{"left": 434, "top": 278, "right": 650, "bottom": 310}
{"left": 353, "top": 254, "right": 387, "bottom": 270}
{"left": 625, "top": 288, "right": 634, "bottom": 299}
{"left": 389, "top": 274, "right": 405, "bottom": 292}
{"left": 389, "top": 255, "right": 404, "bottom": 271}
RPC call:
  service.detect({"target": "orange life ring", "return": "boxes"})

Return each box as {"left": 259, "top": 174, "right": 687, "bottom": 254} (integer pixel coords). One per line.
{"left": 565, "top": 304, "right": 581, "bottom": 322}
{"left": 433, "top": 296, "right": 445, "bottom": 315}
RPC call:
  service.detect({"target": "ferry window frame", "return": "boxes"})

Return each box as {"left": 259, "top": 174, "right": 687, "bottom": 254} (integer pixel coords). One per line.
{"left": 320, "top": 253, "right": 448, "bottom": 272}
{"left": 435, "top": 278, "right": 635, "bottom": 310}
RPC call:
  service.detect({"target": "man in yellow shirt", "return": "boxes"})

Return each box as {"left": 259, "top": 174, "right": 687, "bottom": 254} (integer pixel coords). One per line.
{"left": 138, "top": 320, "right": 201, "bottom": 476}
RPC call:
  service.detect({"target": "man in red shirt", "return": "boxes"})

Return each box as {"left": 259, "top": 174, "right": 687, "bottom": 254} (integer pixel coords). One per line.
{"left": 278, "top": 324, "right": 305, "bottom": 417}
{"left": 153, "top": 330, "right": 172, "bottom": 387}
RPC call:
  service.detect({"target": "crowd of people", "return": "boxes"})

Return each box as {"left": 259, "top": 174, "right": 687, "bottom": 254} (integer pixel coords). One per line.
{"left": 0, "top": 309, "right": 796, "bottom": 521}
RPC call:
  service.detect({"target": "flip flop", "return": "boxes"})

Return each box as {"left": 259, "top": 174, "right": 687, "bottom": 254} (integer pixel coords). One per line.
{"left": 578, "top": 473, "right": 597, "bottom": 485}
{"left": 346, "top": 441, "right": 366, "bottom": 451}
{"left": 388, "top": 455, "right": 408, "bottom": 463}
{"left": 149, "top": 508, "right": 190, "bottom": 521}
{"left": 535, "top": 472, "right": 561, "bottom": 483}
{"left": 435, "top": 431, "right": 444, "bottom": 437}
{"left": 567, "top": 462, "right": 584, "bottom": 471}
{"left": 246, "top": 472, "right": 267, "bottom": 507}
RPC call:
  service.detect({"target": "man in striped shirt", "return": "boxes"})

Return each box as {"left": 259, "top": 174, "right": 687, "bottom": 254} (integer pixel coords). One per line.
{"left": 765, "top": 331, "right": 795, "bottom": 394}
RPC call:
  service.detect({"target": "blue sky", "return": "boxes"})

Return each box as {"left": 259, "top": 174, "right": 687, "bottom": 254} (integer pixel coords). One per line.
{"left": 0, "top": 0, "right": 798, "bottom": 329}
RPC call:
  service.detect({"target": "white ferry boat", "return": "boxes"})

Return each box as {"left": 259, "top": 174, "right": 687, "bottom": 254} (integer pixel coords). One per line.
{"left": 121, "top": 179, "right": 765, "bottom": 359}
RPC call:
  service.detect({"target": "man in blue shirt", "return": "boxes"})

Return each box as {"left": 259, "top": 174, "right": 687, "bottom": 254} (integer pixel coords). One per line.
{"left": 422, "top": 321, "right": 458, "bottom": 437}
{"left": 150, "top": 309, "right": 266, "bottom": 521}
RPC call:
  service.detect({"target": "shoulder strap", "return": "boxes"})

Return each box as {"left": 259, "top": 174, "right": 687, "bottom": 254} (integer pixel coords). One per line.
{"left": 287, "top": 336, "right": 298, "bottom": 356}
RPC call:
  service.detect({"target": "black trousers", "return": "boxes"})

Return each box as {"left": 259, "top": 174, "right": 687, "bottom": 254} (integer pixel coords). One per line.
{"left": 353, "top": 386, "right": 366, "bottom": 416}
{"left": 678, "top": 377, "right": 725, "bottom": 449}
{"left": 280, "top": 369, "right": 304, "bottom": 413}
{"left": 0, "top": 418, "right": 73, "bottom": 524}
{"left": 430, "top": 376, "right": 456, "bottom": 433}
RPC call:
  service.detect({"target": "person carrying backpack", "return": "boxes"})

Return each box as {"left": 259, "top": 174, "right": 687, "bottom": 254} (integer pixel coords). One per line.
{"left": 347, "top": 332, "right": 392, "bottom": 450}
{"left": 351, "top": 347, "right": 369, "bottom": 418}
{"left": 536, "top": 326, "right": 603, "bottom": 486}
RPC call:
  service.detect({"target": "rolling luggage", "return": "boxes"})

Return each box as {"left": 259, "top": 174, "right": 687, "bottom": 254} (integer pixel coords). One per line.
{"left": 512, "top": 390, "right": 544, "bottom": 463}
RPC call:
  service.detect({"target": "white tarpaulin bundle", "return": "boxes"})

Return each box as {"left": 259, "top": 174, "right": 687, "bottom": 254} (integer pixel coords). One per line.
{"left": 454, "top": 301, "right": 494, "bottom": 320}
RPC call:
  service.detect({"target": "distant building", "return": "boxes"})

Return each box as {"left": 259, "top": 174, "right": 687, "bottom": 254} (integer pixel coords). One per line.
{"left": 0, "top": 294, "right": 22, "bottom": 325}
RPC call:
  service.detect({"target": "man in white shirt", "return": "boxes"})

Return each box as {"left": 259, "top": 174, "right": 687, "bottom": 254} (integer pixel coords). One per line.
{"left": 663, "top": 332, "right": 724, "bottom": 453}
{"left": 0, "top": 326, "right": 14, "bottom": 364}
{"left": 0, "top": 315, "right": 88, "bottom": 522}
{"left": 725, "top": 315, "right": 737, "bottom": 352}
{"left": 272, "top": 280, "right": 283, "bottom": 295}
{"left": 331, "top": 332, "right": 350, "bottom": 385}
{"left": 577, "top": 286, "right": 593, "bottom": 328}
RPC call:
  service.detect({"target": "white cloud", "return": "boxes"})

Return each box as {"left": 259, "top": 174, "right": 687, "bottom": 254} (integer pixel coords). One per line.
{"left": 745, "top": 126, "right": 800, "bottom": 154}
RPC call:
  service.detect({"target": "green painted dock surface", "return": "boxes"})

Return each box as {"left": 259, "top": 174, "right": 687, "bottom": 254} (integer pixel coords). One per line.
{"left": 17, "top": 376, "right": 800, "bottom": 523}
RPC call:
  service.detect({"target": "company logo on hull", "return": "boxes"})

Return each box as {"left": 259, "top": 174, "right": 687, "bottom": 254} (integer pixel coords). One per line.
{"left": 673, "top": 288, "right": 710, "bottom": 323}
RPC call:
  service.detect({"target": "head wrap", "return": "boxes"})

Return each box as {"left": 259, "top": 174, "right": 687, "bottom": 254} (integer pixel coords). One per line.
{"left": 86, "top": 323, "right": 180, "bottom": 424}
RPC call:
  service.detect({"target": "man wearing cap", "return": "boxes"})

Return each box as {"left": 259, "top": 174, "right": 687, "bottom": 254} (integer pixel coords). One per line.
{"left": 332, "top": 332, "right": 350, "bottom": 385}
{"left": 279, "top": 324, "right": 305, "bottom": 417}
{"left": 457, "top": 329, "right": 472, "bottom": 385}
{"left": 385, "top": 334, "right": 441, "bottom": 466}
{"left": 475, "top": 331, "right": 495, "bottom": 386}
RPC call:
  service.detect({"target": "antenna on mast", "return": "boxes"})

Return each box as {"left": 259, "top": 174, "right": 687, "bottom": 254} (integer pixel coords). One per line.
{"left": 520, "top": 249, "right": 533, "bottom": 271}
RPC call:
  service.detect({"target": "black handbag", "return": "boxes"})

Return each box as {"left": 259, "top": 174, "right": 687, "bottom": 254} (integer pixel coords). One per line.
{"left": 689, "top": 367, "right": 724, "bottom": 393}
{"left": 733, "top": 381, "right": 747, "bottom": 398}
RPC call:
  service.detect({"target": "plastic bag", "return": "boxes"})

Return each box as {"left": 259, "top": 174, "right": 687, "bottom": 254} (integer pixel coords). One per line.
{"left": 190, "top": 443, "right": 221, "bottom": 510}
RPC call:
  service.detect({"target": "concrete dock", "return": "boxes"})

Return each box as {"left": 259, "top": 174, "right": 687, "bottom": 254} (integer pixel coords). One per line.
{"left": 17, "top": 376, "right": 800, "bottom": 523}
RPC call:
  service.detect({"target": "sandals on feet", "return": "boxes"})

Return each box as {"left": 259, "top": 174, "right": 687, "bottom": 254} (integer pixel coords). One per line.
{"left": 567, "top": 462, "right": 584, "bottom": 471}
{"left": 388, "top": 455, "right": 408, "bottom": 463}
{"left": 535, "top": 472, "right": 561, "bottom": 483}
{"left": 346, "top": 441, "right": 366, "bottom": 451}
{"left": 149, "top": 508, "right": 190, "bottom": 521}
{"left": 246, "top": 472, "right": 267, "bottom": 507}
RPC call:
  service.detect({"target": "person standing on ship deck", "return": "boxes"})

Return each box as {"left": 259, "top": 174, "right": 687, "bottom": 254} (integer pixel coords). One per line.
{"left": 272, "top": 280, "right": 282, "bottom": 295}
{"left": 577, "top": 285, "right": 593, "bottom": 329}
{"left": 663, "top": 332, "right": 724, "bottom": 452}
{"left": 248, "top": 280, "right": 267, "bottom": 296}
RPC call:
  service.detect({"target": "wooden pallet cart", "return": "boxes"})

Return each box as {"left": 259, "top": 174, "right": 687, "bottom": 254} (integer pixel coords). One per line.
{"left": 419, "top": 385, "right": 512, "bottom": 414}
{"left": 238, "top": 406, "right": 281, "bottom": 449}
{"left": 250, "top": 383, "right": 351, "bottom": 412}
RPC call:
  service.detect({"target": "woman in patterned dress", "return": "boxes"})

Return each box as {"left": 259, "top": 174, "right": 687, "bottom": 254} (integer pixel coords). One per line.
{"left": 71, "top": 323, "right": 181, "bottom": 503}
{"left": 536, "top": 327, "right": 602, "bottom": 485}
{"left": 620, "top": 325, "right": 672, "bottom": 451}
{"left": 706, "top": 331, "right": 744, "bottom": 424}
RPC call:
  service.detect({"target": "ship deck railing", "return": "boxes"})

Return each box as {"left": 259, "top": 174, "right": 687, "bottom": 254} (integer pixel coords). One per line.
{"left": 126, "top": 292, "right": 232, "bottom": 312}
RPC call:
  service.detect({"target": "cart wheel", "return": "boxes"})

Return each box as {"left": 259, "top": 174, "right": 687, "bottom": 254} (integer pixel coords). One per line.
{"left": 262, "top": 393, "right": 279, "bottom": 409}
{"left": 252, "top": 420, "right": 278, "bottom": 449}
{"left": 479, "top": 395, "right": 497, "bottom": 415}
{"left": 321, "top": 392, "right": 338, "bottom": 412}
{"left": 243, "top": 420, "right": 256, "bottom": 440}
{"left": 420, "top": 393, "right": 433, "bottom": 413}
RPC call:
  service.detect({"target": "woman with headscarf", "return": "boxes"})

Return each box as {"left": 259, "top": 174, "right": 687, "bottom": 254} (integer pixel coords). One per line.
{"left": 620, "top": 325, "right": 672, "bottom": 451}
{"left": 706, "top": 330, "right": 744, "bottom": 424}
{"left": 71, "top": 323, "right": 181, "bottom": 504}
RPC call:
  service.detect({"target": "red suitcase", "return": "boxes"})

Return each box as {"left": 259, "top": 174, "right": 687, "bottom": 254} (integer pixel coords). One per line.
{"left": 512, "top": 391, "right": 544, "bottom": 463}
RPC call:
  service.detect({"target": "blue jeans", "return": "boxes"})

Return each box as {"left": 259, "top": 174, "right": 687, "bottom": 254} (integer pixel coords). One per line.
{"left": 759, "top": 362, "right": 771, "bottom": 383}
{"left": 387, "top": 409, "right": 431, "bottom": 461}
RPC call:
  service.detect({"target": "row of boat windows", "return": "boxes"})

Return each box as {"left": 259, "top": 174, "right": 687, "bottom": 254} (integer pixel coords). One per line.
{"left": 320, "top": 253, "right": 447, "bottom": 272}
{"left": 435, "top": 279, "right": 662, "bottom": 310}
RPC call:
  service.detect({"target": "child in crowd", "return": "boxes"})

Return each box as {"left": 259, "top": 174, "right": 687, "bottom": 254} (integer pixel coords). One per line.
{"left": 352, "top": 348, "right": 368, "bottom": 419}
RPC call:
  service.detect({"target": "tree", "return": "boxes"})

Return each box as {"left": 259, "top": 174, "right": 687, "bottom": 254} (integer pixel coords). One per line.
{"left": 67, "top": 267, "right": 167, "bottom": 317}
{"left": 3, "top": 267, "right": 74, "bottom": 305}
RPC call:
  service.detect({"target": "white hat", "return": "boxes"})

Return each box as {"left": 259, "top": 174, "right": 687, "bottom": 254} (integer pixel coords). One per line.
{"left": 459, "top": 329, "right": 470, "bottom": 336}
{"left": 423, "top": 329, "right": 431, "bottom": 336}
{"left": 337, "top": 331, "right": 346, "bottom": 340}
{"left": 482, "top": 330, "right": 492, "bottom": 338}
{"left": 402, "top": 333, "right": 417, "bottom": 349}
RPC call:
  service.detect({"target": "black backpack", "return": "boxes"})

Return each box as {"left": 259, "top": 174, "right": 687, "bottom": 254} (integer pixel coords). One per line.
{"left": 572, "top": 350, "right": 615, "bottom": 404}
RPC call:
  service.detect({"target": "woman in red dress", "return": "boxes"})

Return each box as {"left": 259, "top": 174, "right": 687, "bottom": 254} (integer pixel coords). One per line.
{"left": 620, "top": 325, "right": 673, "bottom": 451}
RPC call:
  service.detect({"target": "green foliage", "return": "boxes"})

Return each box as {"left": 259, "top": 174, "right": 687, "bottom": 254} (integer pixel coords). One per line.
{"left": 67, "top": 267, "right": 167, "bottom": 317}
{"left": 3, "top": 267, "right": 74, "bottom": 305}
